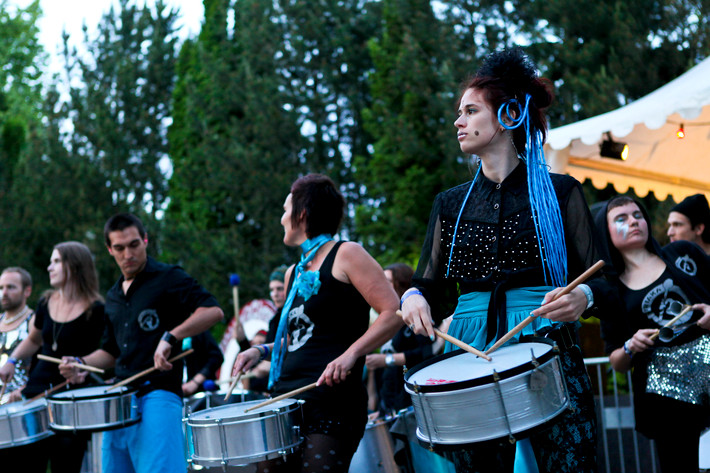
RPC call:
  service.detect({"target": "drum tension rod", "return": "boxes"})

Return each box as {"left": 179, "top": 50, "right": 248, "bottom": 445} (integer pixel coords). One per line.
{"left": 492, "top": 371, "right": 516, "bottom": 445}
{"left": 413, "top": 382, "right": 436, "bottom": 451}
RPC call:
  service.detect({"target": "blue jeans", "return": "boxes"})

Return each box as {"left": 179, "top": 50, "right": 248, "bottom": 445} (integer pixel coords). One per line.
{"left": 102, "top": 390, "right": 186, "bottom": 473}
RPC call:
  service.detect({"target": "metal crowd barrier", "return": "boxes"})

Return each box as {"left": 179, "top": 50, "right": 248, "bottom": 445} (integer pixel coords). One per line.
{"left": 584, "top": 356, "right": 659, "bottom": 473}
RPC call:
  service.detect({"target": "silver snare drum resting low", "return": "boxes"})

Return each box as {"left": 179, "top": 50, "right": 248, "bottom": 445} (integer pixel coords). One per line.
{"left": 0, "top": 399, "right": 53, "bottom": 448}
{"left": 404, "top": 341, "right": 569, "bottom": 446}
{"left": 47, "top": 385, "right": 140, "bottom": 432}
{"left": 186, "top": 398, "right": 304, "bottom": 468}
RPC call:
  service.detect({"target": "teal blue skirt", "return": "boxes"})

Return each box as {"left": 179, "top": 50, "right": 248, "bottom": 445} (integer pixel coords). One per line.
{"left": 445, "top": 286, "right": 558, "bottom": 353}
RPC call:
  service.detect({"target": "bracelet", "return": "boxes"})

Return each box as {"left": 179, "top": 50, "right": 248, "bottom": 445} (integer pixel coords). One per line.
{"left": 161, "top": 331, "right": 179, "bottom": 347}
{"left": 260, "top": 344, "right": 270, "bottom": 361}
{"left": 623, "top": 340, "right": 634, "bottom": 357}
{"left": 400, "top": 289, "right": 423, "bottom": 310}
{"left": 578, "top": 284, "right": 594, "bottom": 310}
{"left": 255, "top": 344, "right": 266, "bottom": 360}
{"left": 74, "top": 357, "right": 84, "bottom": 365}
{"left": 7, "top": 357, "right": 17, "bottom": 366}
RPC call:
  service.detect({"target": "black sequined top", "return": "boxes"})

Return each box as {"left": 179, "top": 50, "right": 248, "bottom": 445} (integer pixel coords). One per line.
{"left": 413, "top": 162, "right": 602, "bottom": 323}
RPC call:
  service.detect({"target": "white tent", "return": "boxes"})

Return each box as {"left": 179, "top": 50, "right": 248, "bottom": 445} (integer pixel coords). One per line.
{"left": 545, "top": 56, "right": 710, "bottom": 202}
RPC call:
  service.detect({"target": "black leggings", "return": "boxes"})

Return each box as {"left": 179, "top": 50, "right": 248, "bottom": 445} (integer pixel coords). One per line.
{"left": 256, "top": 432, "right": 360, "bottom": 473}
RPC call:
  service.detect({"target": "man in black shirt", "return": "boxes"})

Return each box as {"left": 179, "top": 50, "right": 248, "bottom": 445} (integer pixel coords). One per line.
{"left": 61, "top": 213, "right": 223, "bottom": 473}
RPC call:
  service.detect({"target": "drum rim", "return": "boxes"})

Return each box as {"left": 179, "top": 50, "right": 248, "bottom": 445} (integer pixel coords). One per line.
{"left": 404, "top": 340, "right": 557, "bottom": 393}
{"left": 48, "top": 385, "right": 136, "bottom": 401}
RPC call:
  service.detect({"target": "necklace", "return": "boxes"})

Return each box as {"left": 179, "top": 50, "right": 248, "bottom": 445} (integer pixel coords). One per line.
{"left": 51, "top": 317, "right": 65, "bottom": 352}
{"left": 1, "top": 306, "right": 30, "bottom": 326}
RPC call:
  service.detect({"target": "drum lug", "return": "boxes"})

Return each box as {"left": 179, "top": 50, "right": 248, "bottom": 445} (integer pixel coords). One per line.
{"left": 413, "top": 382, "right": 435, "bottom": 451}
{"left": 529, "top": 348, "right": 539, "bottom": 368}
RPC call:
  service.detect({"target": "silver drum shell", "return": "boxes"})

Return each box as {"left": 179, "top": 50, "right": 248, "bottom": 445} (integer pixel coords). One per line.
{"left": 48, "top": 386, "right": 140, "bottom": 432}
{"left": 0, "top": 399, "right": 53, "bottom": 448}
{"left": 405, "top": 343, "right": 569, "bottom": 445}
{"left": 186, "top": 398, "right": 304, "bottom": 467}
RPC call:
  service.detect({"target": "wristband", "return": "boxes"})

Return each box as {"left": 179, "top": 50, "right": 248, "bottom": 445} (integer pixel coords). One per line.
{"left": 261, "top": 344, "right": 270, "bottom": 361}
{"left": 74, "top": 357, "right": 84, "bottom": 365}
{"left": 578, "top": 284, "right": 594, "bottom": 310}
{"left": 161, "top": 331, "right": 179, "bottom": 347}
{"left": 255, "top": 344, "right": 266, "bottom": 360}
{"left": 385, "top": 353, "right": 395, "bottom": 367}
{"left": 623, "top": 340, "right": 633, "bottom": 357}
{"left": 7, "top": 357, "right": 18, "bottom": 366}
{"left": 400, "top": 289, "right": 423, "bottom": 310}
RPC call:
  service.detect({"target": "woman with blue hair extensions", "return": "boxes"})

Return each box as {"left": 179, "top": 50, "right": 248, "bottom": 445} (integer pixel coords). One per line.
{"left": 401, "top": 48, "right": 605, "bottom": 472}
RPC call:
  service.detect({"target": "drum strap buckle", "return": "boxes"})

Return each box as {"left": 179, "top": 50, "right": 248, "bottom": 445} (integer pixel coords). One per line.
{"left": 539, "top": 324, "right": 575, "bottom": 351}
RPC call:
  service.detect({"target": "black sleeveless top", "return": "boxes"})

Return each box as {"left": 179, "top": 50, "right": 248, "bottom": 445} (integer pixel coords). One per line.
{"left": 274, "top": 241, "right": 370, "bottom": 422}
{"left": 24, "top": 299, "right": 105, "bottom": 397}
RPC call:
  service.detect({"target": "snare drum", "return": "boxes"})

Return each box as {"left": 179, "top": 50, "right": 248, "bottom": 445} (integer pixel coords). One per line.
{"left": 404, "top": 341, "right": 568, "bottom": 446}
{"left": 47, "top": 385, "right": 140, "bottom": 432}
{"left": 0, "top": 399, "right": 53, "bottom": 448}
{"left": 186, "top": 398, "right": 303, "bottom": 467}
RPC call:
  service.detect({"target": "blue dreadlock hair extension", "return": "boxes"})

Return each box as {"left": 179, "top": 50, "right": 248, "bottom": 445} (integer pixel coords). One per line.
{"left": 498, "top": 96, "right": 567, "bottom": 286}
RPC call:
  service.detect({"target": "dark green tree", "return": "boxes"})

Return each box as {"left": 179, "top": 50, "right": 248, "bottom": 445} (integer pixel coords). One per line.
{"left": 354, "top": 0, "right": 464, "bottom": 265}
{"left": 275, "top": 0, "right": 384, "bottom": 221}
{"left": 164, "top": 0, "right": 302, "bottom": 309}
{"left": 62, "top": 0, "right": 179, "bottom": 224}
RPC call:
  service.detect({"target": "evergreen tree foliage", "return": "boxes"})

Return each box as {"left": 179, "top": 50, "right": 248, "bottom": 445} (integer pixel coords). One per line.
{"left": 354, "top": 0, "right": 463, "bottom": 265}
{"left": 0, "top": 0, "right": 44, "bottom": 203}
{"left": 275, "top": 0, "right": 384, "bottom": 226}
{"left": 62, "top": 0, "right": 179, "bottom": 221}
{"left": 164, "top": 0, "right": 302, "bottom": 308}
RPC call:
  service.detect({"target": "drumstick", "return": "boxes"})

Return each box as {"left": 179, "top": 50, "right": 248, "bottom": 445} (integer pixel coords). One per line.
{"left": 223, "top": 372, "right": 243, "bottom": 401}
{"left": 105, "top": 349, "right": 194, "bottom": 392}
{"left": 649, "top": 304, "right": 692, "bottom": 341}
{"left": 396, "top": 310, "right": 491, "bottom": 361}
{"left": 0, "top": 381, "right": 7, "bottom": 401}
{"left": 486, "top": 260, "right": 606, "bottom": 355}
{"left": 244, "top": 382, "right": 318, "bottom": 413}
{"left": 23, "top": 379, "right": 70, "bottom": 405}
{"left": 37, "top": 354, "right": 105, "bottom": 374}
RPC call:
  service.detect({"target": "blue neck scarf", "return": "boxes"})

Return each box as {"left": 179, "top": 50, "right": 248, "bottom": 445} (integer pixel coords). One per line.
{"left": 268, "top": 234, "right": 333, "bottom": 389}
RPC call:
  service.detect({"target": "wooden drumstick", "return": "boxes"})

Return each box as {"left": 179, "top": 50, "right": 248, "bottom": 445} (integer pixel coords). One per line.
{"left": 396, "top": 310, "right": 491, "bottom": 361}
{"left": 486, "top": 260, "right": 606, "bottom": 355}
{"left": 224, "top": 372, "right": 243, "bottom": 401}
{"left": 244, "top": 382, "right": 318, "bottom": 413}
{"left": 0, "top": 381, "right": 7, "bottom": 401}
{"left": 23, "top": 379, "right": 70, "bottom": 405}
{"left": 37, "top": 354, "right": 105, "bottom": 374}
{"left": 649, "top": 304, "right": 692, "bottom": 341}
{"left": 105, "top": 349, "right": 194, "bottom": 392}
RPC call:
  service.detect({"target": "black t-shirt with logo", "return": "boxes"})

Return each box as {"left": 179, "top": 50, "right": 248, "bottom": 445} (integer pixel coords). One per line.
{"left": 103, "top": 257, "right": 219, "bottom": 396}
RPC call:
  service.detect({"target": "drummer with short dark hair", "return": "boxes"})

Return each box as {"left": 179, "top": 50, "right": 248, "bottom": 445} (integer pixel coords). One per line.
{"left": 60, "top": 213, "right": 224, "bottom": 473}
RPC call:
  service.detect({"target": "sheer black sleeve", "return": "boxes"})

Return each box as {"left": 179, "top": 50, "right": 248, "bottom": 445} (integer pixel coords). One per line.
{"left": 412, "top": 193, "right": 459, "bottom": 324}
{"left": 560, "top": 179, "right": 620, "bottom": 320}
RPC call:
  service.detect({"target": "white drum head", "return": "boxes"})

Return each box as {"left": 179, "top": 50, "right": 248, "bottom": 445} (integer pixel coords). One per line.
{"left": 189, "top": 398, "right": 296, "bottom": 422}
{"left": 50, "top": 385, "right": 133, "bottom": 399}
{"left": 0, "top": 398, "right": 46, "bottom": 414}
{"left": 407, "top": 342, "right": 553, "bottom": 386}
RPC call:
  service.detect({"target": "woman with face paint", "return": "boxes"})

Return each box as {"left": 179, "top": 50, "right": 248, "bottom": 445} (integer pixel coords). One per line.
{"left": 400, "top": 48, "right": 611, "bottom": 473}
{"left": 595, "top": 195, "right": 710, "bottom": 473}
